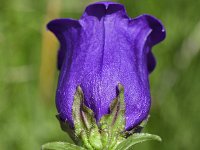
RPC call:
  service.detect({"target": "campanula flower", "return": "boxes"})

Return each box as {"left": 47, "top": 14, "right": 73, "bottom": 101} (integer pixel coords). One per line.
{"left": 47, "top": 1, "right": 165, "bottom": 131}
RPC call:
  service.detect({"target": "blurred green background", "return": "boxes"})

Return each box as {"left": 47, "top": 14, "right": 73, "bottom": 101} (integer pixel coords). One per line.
{"left": 0, "top": 0, "right": 200, "bottom": 149}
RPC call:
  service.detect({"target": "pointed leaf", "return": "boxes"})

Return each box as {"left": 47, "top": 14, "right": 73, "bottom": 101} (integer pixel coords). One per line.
{"left": 115, "top": 133, "right": 162, "bottom": 150}
{"left": 41, "top": 142, "right": 86, "bottom": 150}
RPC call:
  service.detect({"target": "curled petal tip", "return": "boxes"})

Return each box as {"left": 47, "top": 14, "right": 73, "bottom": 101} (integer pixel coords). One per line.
{"left": 47, "top": 18, "right": 81, "bottom": 34}
{"left": 144, "top": 14, "right": 166, "bottom": 45}
{"left": 82, "top": 1, "right": 127, "bottom": 19}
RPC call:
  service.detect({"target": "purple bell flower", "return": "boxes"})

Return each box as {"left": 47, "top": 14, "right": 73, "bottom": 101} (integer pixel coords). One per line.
{"left": 47, "top": 1, "right": 166, "bottom": 130}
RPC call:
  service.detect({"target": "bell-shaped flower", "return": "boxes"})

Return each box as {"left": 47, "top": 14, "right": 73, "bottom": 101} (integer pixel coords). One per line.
{"left": 47, "top": 1, "right": 165, "bottom": 131}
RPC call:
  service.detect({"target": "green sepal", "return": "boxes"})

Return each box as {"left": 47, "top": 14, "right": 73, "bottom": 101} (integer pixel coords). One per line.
{"left": 99, "top": 84, "right": 126, "bottom": 149}
{"left": 115, "top": 133, "right": 162, "bottom": 150}
{"left": 41, "top": 142, "right": 86, "bottom": 150}
{"left": 72, "top": 86, "right": 103, "bottom": 150}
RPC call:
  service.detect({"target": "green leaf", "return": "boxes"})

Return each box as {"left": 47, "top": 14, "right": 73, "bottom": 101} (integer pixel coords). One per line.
{"left": 115, "top": 133, "right": 162, "bottom": 150}
{"left": 41, "top": 142, "right": 86, "bottom": 150}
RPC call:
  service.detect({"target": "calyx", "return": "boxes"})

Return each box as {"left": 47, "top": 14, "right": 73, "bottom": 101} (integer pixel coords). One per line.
{"left": 56, "top": 84, "right": 161, "bottom": 150}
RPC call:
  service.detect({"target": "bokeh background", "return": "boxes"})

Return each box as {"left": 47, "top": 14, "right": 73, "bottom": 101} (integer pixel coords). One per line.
{"left": 0, "top": 0, "right": 200, "bottom": 149}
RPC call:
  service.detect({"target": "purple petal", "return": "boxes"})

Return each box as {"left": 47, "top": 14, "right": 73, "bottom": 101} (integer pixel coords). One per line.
{"left": 47, "top": 19, "right": 81, "bottom": 70}
{"left": 47, "top": 2, "right": 166, "bottom": 130}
